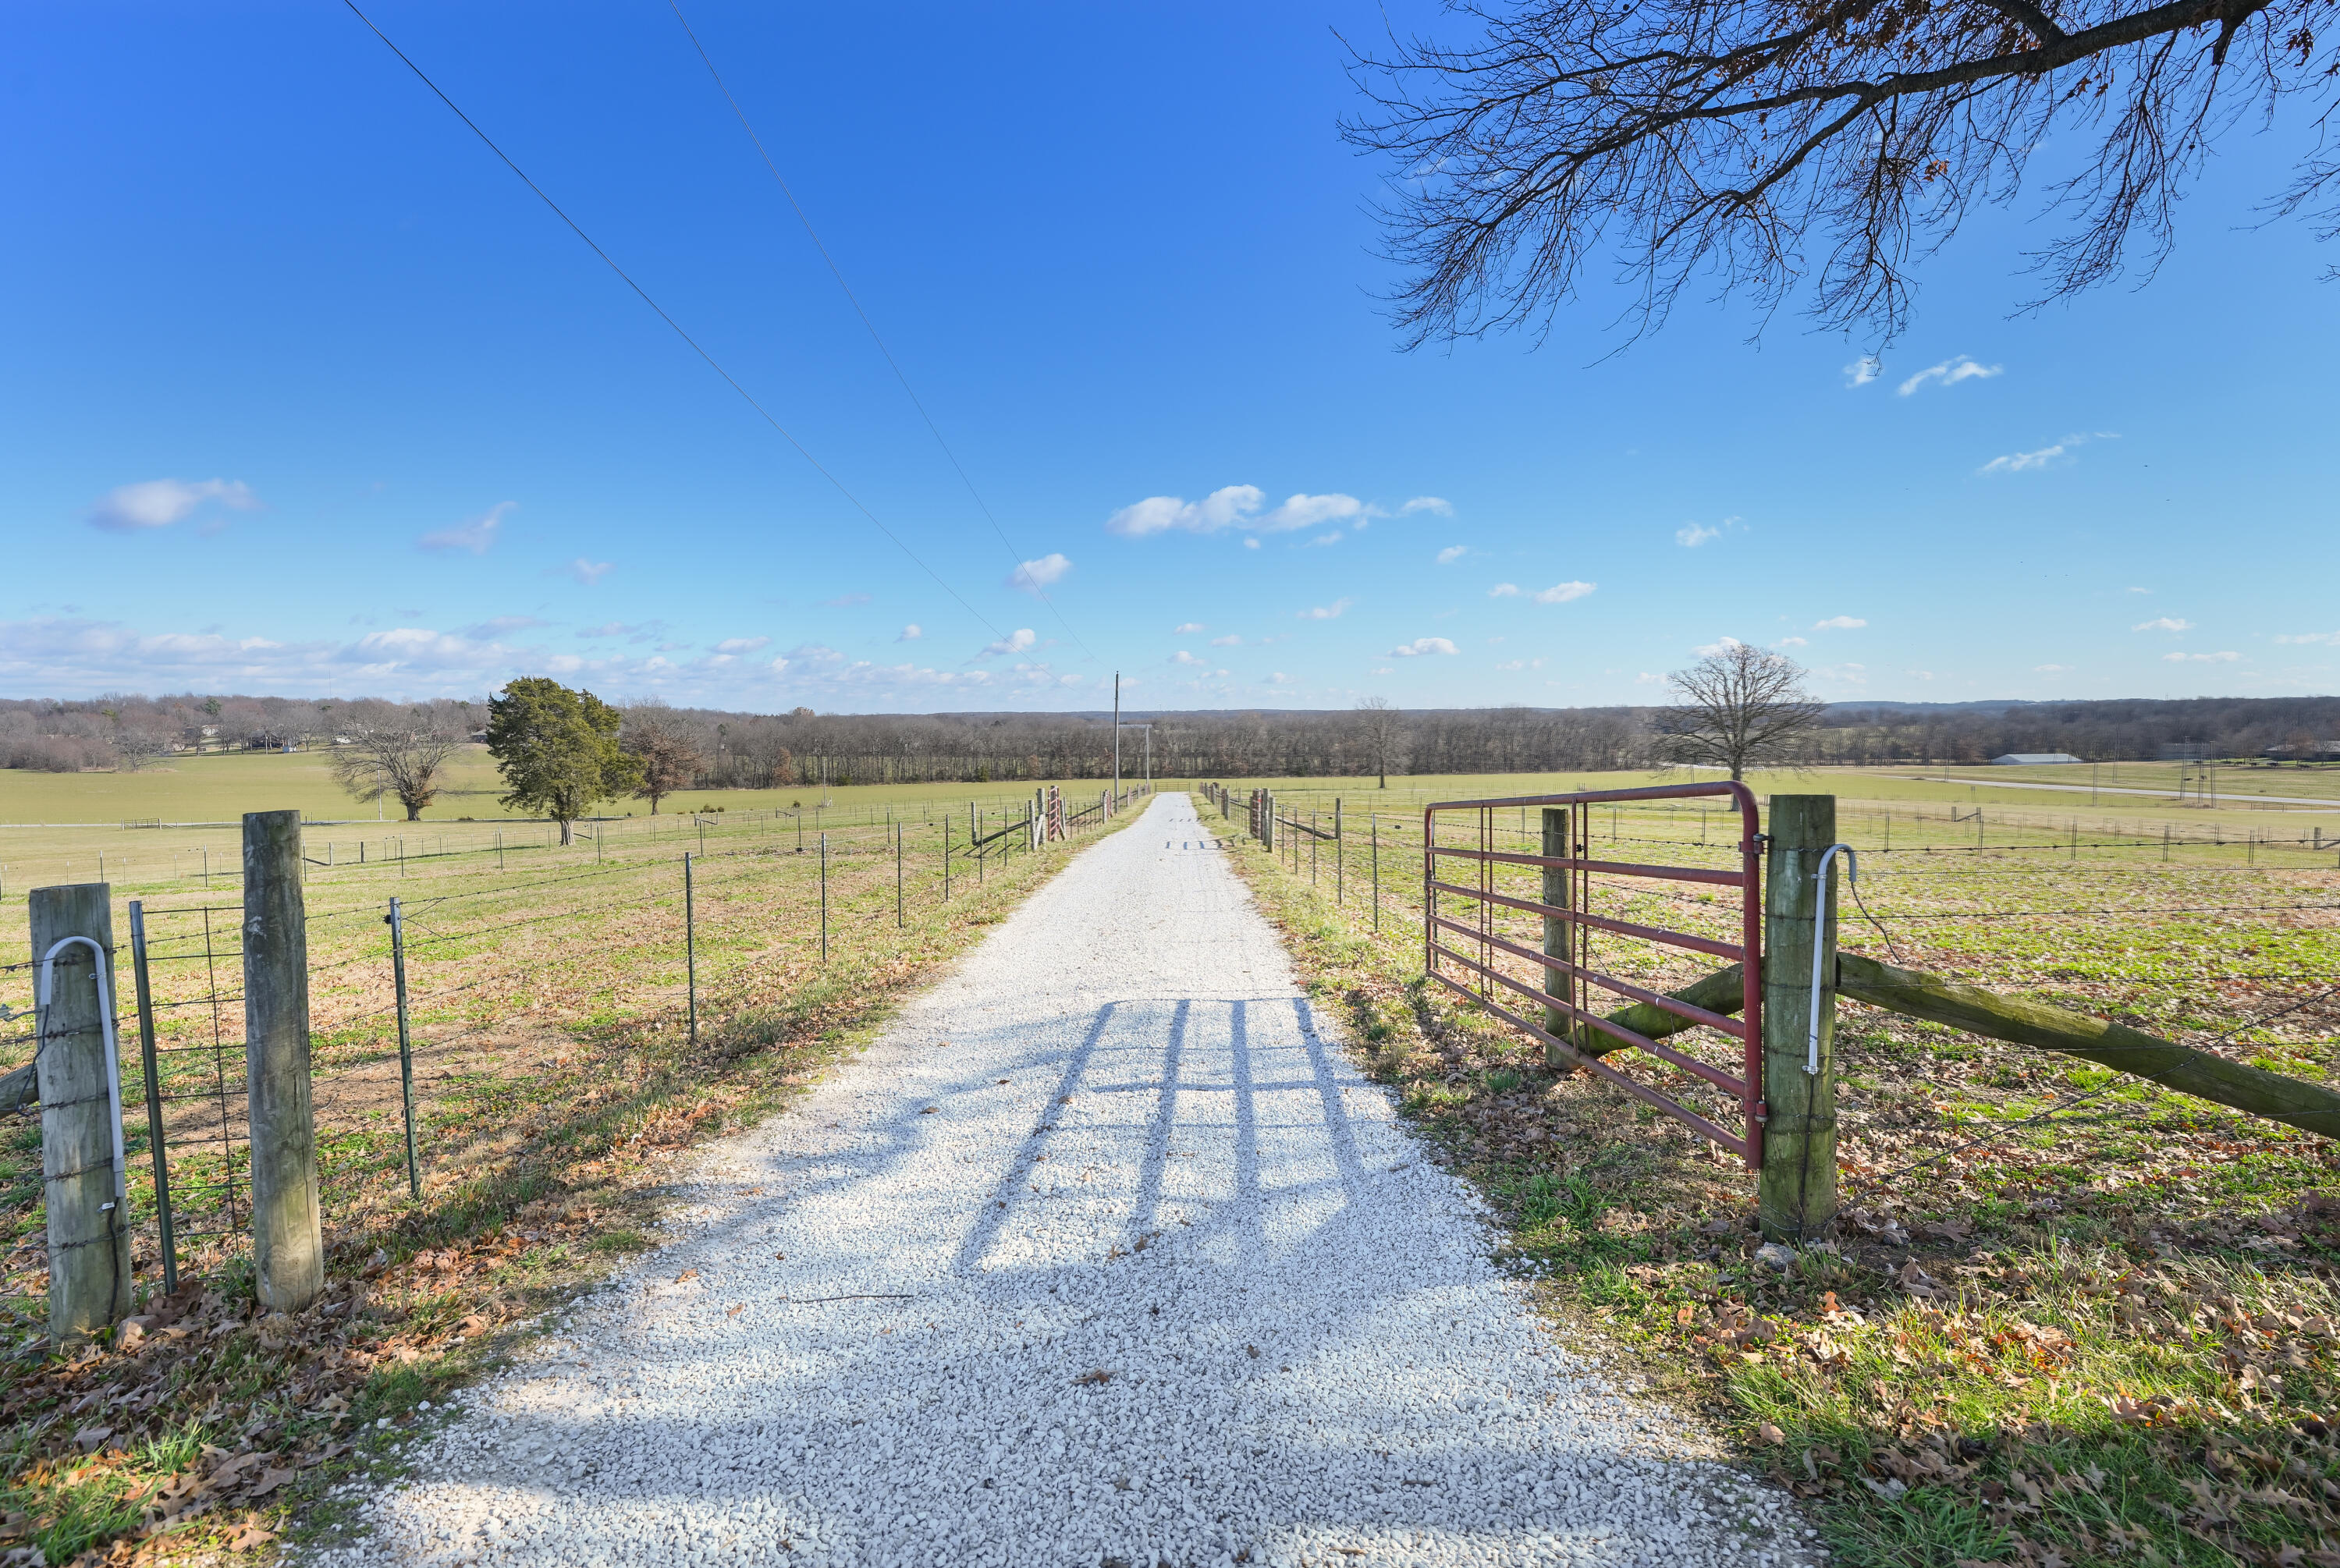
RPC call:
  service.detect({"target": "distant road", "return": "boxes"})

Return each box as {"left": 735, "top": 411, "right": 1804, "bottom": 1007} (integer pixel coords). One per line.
{"left": 1890, "top": 775, "right": 2340, "bottom": 810}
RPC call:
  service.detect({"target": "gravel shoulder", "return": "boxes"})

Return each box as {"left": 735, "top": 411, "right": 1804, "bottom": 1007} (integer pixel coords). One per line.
{"left": 325, "top": 793, "right": 1818, "bottom": 1568}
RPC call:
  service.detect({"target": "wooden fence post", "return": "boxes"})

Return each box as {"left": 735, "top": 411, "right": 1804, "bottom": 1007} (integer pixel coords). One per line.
{"left": 1539, "top": 808, "right": 1573, "bottom": 1047}
{"left": 1759, "top": 795, "right": 1840, "bottom": 1243}
{"left": 30, "top": 884, "right": 133, "bottom": 1340}
{"left": 243, "top": 811, "right": 324, "bottom": 1314}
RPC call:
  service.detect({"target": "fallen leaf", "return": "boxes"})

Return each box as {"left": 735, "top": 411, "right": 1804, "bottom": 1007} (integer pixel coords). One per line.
{"left": 227, "top": 1522, "right": 275, "bottom": 1552}
{"left": 726, "top": 1304, "right": 744, "bottom": 1318}
{"left": 676, "top": 1268, "right": 699, "bottom": 1284}
{"left": 246, "top": 1468, "right": 296, "bottom": 1498}
{"left": 1074, "top": 1368, "right": 1115, "bottom": 1385}
{"left": 1759, "top": 1422, "right": 1787, "bottom": 1445}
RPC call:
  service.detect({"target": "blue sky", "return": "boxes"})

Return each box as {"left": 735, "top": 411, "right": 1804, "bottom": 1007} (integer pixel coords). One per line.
{"left": 5, "top": 1, "right": 2335, "bottom": 713}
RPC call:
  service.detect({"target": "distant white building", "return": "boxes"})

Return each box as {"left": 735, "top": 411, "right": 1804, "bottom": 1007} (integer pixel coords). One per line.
{"left": 1992, "top": 752, "right": 2083, "bottom": 765}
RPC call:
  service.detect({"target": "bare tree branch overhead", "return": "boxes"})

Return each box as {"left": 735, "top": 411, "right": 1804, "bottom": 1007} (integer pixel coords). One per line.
{"left": 1343, "top": 0, "right": 2340, "bottom": 344}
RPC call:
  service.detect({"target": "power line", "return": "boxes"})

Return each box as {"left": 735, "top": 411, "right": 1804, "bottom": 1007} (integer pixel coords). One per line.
{"left": 662, "top": 0, "right": 1096, "bottom": 665}
{"left": 339, "top": 0, "right": 1009, "bottom": 645}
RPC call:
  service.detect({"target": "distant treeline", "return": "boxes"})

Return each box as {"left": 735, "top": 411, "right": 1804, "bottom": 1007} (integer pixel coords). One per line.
{"left": 1, "top": 691, "right": 2333, "bottom": 782}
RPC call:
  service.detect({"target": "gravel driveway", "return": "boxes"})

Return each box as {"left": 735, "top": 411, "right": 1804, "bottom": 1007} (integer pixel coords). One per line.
{"left": 331, "top": 793, "right": 1817, "bottom": 1568}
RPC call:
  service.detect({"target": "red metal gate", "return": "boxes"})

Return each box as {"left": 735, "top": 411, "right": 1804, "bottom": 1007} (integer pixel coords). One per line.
{"left": 1422, "top": 782, "right": 1765, "bottom": 1166}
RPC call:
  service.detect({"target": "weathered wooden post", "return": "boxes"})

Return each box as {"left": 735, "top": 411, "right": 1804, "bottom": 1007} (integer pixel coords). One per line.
{"left": 31, "top": 884, "right": 133, "bottom": 1339}
{"left": 243, "top": 810, "right": 323, "bottom": 1313}
{"left": 1759, "top": 796, "right": 1840, "bottom": 1243}
{"left": 1539, "top": 808, "right": 1573, "bottom": 1045}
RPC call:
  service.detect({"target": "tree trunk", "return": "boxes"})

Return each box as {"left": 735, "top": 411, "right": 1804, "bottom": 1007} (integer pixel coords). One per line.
{"left": 559, "top": 818, "right": 575, "bottom": 846}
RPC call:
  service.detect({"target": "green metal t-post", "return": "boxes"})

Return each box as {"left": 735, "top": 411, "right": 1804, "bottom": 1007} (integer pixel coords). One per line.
{"left": 387, "top": 898, "right": 420, "bottom": 1198}
{"left": 127, "top": 899, "right": 176, "bottom": 1294}
{"left": 1758, "top": 795, "right": 1840, "bottom": 1243}
{"left": 684, "top": 853, "right": 698, "bottom": 1048}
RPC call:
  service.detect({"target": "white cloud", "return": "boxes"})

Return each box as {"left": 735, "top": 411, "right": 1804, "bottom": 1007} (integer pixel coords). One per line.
{"left": 1843, "top": 357, "right": 1880, "bottom": 388}
{"left": 714, "top": 637, "right": 770, "bottom": 654}
{"left": 86, "top": 477, "right": 259, "bottom": 532}
{"left": 1907, "top": 669, "right": 1935, "bottom": 681}
{"left": 1436, "top": 545, "right": 1468, "bottom": 565}
{"left": 1170, "top": 650, "right": 1206, "bottom": 665}
{"left": 1269, "top": 672, "right": 1294, "bottom": 684}
{"left": 577, "top": 622, "right": 631, "bottom": 638}
{"left": 561, "top": 559, "right": 613, "bottom": 585}
{"left": 2163, "top": 651, "right": 2240, "bottom": 663}
{"left": 2274, "top": 631, "right": 2338, "bottom": 645}
{"left": 1298, "top": 598, "right": 1354, "bottom": 620}
{"left": 1007, "top": 552, "right": 1072, "bottom": 593}
{"left": 417, "top": 501, "right": 515, "bottom": 555}
{"left": 976, "top": 628, "right": 1038, "bottom": 659}
{"left": 1242, "top": 538, "right": 1260, "bottom": 550}
{"left": 1980, "top": 431, "right": 2118, "bottom": 475}
{"left": 1897, "top": 355, "right": 2002, "bottom": 396}
{"left": 1980, "top": 445, "right": 2068, "bottom": 475}
{"left": 1389, "top": 637, "right": 1458, "bottom": 657}
{"left": 1532, "top": 581, "right": 1596, "bottom": 604}
{"left": 1493, "top": 657, "right": 1546, "bottom": 672}
{"left": 1819, "top": 662, "right": 1869, "bottom": 684}
{"left": 2125, "top": 586, "right": 2152, "bottom": 594}
{"left": 1400, "top": 496, "right": 1454, "bottom": 516}
{"left": 2034, "top": 663, "right": 2074, "bottom": 672}
{"left": 1104, "top": 484, "right": 1263, "bottom": 537}
{"left": 1676, "top": 523, "right": 1721, "bottom": 548}
{"left": 1635, "top": 672, "right": 1665, "bottom": 684}
{"left": 1694, "top": 637, "right": 1745, "bottom": 657}
{"left": 1813, "top": 615, "right": 1867, "bottom": 630}
{"left": 1261, "top": 493, "right": 1371, "bottom": 532}
{"left": 1306, "top": 530, "right": 1344, "bottom": 546}
{"left": 2133, "top": 617, "right": 2193, "bottom": 632}
{"left": 1777, "top": 636, "right": 1809, "bottom": 647}
{"left": 1489, "top": 584, "right": 1521, "bottom": 598}
{"left": 1209, "top": 634, "right": 1241, "bottom": 647}
{"left": 897, "top": 623, "right": 922, "bottom": 641}
{"left": 1173, "top": 622, "right": 1206, "bottom": 633}
{"left": 1370, "top": 666, "right": 1394, "bottom": 676}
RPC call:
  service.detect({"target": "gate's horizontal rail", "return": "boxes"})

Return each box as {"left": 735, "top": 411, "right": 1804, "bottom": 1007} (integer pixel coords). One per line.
{"left": 1426, "top": 913, "right": 1748, "bottom": 1038}
{"left": 1429, "top": 843, "right": 1746, "bottom": 888}
{"left": 1424, "top": 878, "right": 1744, "bottom": 960}
{"left": 1423, "top": 779, "right": 1763, "bottom": 1167}
{"left": 1422, "top": 782, "right": 1764, "bottom": 811}
{"left": 1428, "top": 971, "right": 1751, "bottom": 1156}
{"left": 1428, "top": 931, "right": 1750, "bottom": 1094}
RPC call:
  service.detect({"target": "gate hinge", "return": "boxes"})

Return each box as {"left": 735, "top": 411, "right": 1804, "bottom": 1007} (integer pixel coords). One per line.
{"left": 1751, "top": 1101, "right": 1769, "bottom": 1123}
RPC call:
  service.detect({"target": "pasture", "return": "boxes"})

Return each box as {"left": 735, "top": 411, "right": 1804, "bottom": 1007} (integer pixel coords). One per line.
{"left": 1213, "top": 768, "right": 2340, "bottom": 1568}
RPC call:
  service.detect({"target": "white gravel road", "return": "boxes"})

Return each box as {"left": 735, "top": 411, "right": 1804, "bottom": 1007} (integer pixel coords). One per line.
{"left": 327, "top": 793, "right": 1818, "bottom": 1568}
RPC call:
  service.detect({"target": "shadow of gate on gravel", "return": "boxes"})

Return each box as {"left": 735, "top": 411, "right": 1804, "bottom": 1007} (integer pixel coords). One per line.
{"left": 950, "top": 995, "right": 1375, "bottom": 1279}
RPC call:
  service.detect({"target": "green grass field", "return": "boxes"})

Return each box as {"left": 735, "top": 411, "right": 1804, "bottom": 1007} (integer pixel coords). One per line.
{"left": 1211, "top": 769, "right": 2340, "bottom": 1568}
{"left": 0, "top": 764, "right": 1153, "bottom": 1563}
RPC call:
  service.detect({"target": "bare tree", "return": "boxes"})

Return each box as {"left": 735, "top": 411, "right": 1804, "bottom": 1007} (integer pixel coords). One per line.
{"left": 623, "top": 705, "right": 705, "bottom": 814}
{"left": 1655, "top": 643, "right": 1826, "bottom": 780}
{"left": 1355, "top": 696, "right": 1404, "bottom": 788}
{"left": 1344, "top": 0, "right": 2338, "bottom": 346}
{"left": 328, "top": 718, "right": 460, "bottom": 821}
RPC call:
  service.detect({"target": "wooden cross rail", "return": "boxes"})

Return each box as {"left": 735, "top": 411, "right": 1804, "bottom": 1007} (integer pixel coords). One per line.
{"left": 1569, "top": 954, "right": 2340, "bottom": 1140}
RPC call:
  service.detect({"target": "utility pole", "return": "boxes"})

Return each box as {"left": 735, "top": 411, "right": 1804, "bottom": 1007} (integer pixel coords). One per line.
{"left": 1112, "top": 672, "right": 1121, "bottom": 800}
